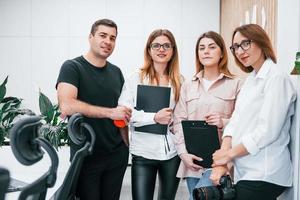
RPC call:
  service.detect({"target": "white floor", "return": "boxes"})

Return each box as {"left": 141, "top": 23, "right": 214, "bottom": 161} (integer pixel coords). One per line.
{"left": 1, "top": 146, "right": 189, "bottom": 199}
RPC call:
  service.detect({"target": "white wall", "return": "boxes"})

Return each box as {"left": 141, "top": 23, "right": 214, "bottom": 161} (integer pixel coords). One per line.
{"left": 277, "top": 0, "right": 300, "bottom": 73}
{"left": 277, "top": 0, "right": 300, "bottom": 199}
{"left": 0, "top": 0, "right": 220, "bottom": 113}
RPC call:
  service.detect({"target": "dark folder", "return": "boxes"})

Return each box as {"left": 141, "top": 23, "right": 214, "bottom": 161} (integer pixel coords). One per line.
{"left": 181, "top": 120, "right": 220, "bottom": 168}
{"left": 134, "top": 85, "right": 171, "bottom": 135}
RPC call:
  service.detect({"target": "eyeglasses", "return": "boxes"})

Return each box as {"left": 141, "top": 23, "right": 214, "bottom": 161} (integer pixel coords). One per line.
{"left": 230, "top": 40, "right": 252, "bottom": 53}
{"left": 150, "top": 43, "right": 173, "bottom": 51}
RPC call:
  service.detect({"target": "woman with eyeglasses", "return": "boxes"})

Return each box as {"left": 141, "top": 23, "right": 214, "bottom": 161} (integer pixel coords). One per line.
{"left": 172, "top": 31, "right": 241, "bottom": 199}
{"left": 123, "top": 29, "right": 183, "bottom": 200}
{"left": 211, "top": 24, "right": 296, "bottom": 200}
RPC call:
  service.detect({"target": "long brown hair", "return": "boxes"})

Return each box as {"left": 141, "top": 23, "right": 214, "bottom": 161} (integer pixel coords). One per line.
{"left": 195, "top": 31, "right": 233, "bottom": 77}
{"left": 231, "top": 24, "right": 277, "bottom": 73}
{"left": 140, "top": 29, "right": 181, "bottom": 102}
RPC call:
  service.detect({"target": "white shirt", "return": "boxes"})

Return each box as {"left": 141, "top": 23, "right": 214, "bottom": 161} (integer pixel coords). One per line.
{"left": 202, "top": 78, "right": 216, "bottom": 91}
{"left": 119, "top": 70, "right": 177, "bottom": 160}
{"left": 223, "top": 59, "right": 296, "bottom": 186}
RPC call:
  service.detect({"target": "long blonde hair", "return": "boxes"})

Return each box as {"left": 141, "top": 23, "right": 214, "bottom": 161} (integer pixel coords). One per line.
{"left": 140, "top": 29, "right": 181, "bottom": 102}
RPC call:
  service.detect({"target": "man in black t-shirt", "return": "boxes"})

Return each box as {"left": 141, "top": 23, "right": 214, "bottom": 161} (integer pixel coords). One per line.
{"left": 56, "top": 19, "right": 131, "bottom": 200}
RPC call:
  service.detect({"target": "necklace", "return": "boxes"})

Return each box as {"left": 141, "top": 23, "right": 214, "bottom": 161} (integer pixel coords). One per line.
{"left": 159, "top": 74, "right": 167, "bottom": 79}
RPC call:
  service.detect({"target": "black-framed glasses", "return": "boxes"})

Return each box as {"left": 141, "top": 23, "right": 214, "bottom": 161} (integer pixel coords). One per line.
{"left": 150, "top": 43, "right": 173, "bottom": 51}
{"left": 230, "top": 40, "right": 252, "bottom": 53}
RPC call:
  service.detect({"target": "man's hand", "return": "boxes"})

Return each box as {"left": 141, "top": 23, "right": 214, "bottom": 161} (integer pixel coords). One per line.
{"left": 154, "top": 108, "right": 172, "bottom": 125}
{"left": 179, "top": 153, "right": 203, "bottom": 171}
{"left": 210, "top": 165, "right": 228, "bottom": 185}
{"left": 110, "top": 106, "right": 132, "bottom": 122}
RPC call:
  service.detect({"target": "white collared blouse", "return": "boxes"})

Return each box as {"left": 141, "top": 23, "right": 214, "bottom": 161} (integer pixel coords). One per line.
{"left": 223, "top": 59, "right": 297, "bottom": 186}
{"left": 119, "top": 70, "right": 179, "bottom": 160}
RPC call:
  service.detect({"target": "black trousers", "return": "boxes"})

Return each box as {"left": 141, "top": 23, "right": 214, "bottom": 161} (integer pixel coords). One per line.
{"left": 131, "top": 155, "right": 180, "bottom": 200}
{"left": 77, "top": 146, "right": 129, "bottom": 200}
{"left": 234, "top": 180, "right": 287, "bottom": 200}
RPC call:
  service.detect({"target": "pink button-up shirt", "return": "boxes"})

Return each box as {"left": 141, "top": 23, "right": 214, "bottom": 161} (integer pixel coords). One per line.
{"left": 173, "top": 71, "right": 242, "bottom": 178}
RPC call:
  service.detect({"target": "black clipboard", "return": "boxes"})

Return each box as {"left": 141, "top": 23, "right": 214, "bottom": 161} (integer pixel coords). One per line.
{"left": 134, "top": 85, "right": 171, "bottom": 135}
{"left": 181, "top": 120, "right": 220, "bottom": 168}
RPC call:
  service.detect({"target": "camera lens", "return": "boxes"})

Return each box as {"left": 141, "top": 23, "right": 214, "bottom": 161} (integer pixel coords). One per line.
{"left": 193, "top": 186, "right": 221, "bottom": 200}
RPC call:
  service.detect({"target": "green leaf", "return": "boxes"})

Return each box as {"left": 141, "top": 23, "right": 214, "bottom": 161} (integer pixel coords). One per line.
{"left": 2, "top": 97, "right": 22, "bottom": 105}
{"left": 1, "top": 98, "right": 21, "bottom": 112}
{"left": 0, "top": 110, "right": 3, "bottom": 121}
{"left": 2, "top": 109, "right": 19, "bottom": 124}
{"left": 2, "top": 111, "right": 14, "bottom": 123}
{"left": 39, "top": 91, "right": 54, "bottom": 123}
{"left": 0, "top": 128, "right": 5, "bottom": 146}
{"left": 39, "top": 124, "right": 61, "bottom": 150}
{"left": 0, "top": 77, "right": 26, "bottom": 147}
{"left": 0, "top": 76, "right": 8, "bottom": 102}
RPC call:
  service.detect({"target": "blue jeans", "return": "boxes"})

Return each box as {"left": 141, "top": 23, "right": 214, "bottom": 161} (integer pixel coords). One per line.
{"left": 186, "top": 169, "right": 213, "bottom": 200}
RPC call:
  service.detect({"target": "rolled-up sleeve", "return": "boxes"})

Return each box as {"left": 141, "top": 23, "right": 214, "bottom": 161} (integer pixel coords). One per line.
{"left": 222, "top": 109, "right": 238, "bottom": 138}
{"left": 241, "top": 75, "right": 296, "bottom": 155}
{"left": 131, "top": 110, "right": 156, "bottom": 127}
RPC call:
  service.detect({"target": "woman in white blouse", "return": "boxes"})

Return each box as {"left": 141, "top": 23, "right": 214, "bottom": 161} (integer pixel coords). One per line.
{"left": 125, "top": 29, "right": 183, "bottom": 200}
{"left": 211, "top": 24, "right": 296, "bottom": 200}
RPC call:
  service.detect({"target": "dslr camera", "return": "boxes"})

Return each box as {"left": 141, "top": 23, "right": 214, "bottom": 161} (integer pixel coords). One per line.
{"left": 193, "top": 175, "right": 235, "bottom": 200}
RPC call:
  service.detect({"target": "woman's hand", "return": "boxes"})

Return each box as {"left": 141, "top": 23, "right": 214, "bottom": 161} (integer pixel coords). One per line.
{"left": 154, "top": 108, "right": 172, "bottom": 125}
{"left": 204, "top": 113, "right": 223, "bottom": 128}
{"left": 210, "top": 165, "right": 228, "bottom": 185}
{"left": 179, "top": 153, "right": 203, "bottom": 171}
{"left": 212, "top": 149, "right": 232, "bottom": 167}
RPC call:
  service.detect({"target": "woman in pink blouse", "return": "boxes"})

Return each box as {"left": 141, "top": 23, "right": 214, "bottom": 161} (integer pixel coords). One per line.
{"left": 173, "top": 31, "right": 241, "bottom": 198}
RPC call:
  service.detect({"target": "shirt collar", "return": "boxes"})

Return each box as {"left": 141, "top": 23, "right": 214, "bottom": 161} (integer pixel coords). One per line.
{"left": 250, "top": 59, "right": 273, "bottom": 80}
{"left": 192, "top": 70, "right": 232, "bottom": 81}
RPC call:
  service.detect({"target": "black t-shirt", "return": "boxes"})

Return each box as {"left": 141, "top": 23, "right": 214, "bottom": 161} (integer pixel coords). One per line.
{"left": 56, "top": 56, "right": 126, "bottom": 158}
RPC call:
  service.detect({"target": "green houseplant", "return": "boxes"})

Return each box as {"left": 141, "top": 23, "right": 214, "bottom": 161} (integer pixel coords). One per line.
{"left": 38, "top": 90, "right": 68, "bottom": 150}
{"left": 0, "top": 76, "right": 33, "bottom": 146}
{"left": 0, "top": 76, "right": 68, "bottom": 149}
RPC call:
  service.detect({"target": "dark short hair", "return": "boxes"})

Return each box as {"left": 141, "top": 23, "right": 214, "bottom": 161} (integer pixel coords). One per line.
{"left": 90, "top": 19, "right": 118, "bottom": 36}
